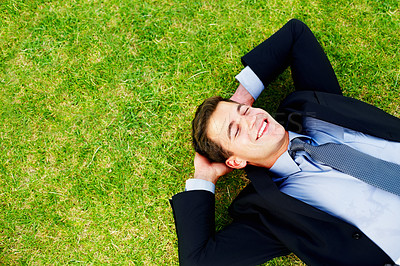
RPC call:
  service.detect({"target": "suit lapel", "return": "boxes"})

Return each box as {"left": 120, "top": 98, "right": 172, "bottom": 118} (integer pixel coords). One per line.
{"left": 244, "top": 165, "right": 342, "bottom": 222}
{"left": 279, "top": 91, "right": 400, "bottom": 142}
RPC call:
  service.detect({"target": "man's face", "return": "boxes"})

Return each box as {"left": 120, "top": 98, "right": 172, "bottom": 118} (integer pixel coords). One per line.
{"left": 207, "top": 101, "right": 288, "bottom": 168}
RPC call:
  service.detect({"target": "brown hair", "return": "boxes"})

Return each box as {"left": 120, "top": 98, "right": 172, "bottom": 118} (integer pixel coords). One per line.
{"left": 192, "top": 96, "right": 233, "bottom": 163}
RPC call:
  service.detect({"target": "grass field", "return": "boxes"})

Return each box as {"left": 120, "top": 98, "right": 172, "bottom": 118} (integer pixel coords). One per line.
{"left": 0, "top": 0, "right": 399, "bottom": 264}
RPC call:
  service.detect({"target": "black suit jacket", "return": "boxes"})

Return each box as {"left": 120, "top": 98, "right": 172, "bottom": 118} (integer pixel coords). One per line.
{"left": 171, "top": 91, "right": 400, "bottom": 265}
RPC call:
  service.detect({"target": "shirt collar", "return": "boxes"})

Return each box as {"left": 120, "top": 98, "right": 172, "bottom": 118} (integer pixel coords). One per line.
{"left": 268, "top": 131, "right": 310, "bottom": 177}
{"left": 288, "top": 131, "right": 308, "bottom": 142}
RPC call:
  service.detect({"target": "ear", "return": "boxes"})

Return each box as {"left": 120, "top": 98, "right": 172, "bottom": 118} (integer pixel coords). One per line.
{"left": 226, "top": 156, "right": 247, "bottom": 169}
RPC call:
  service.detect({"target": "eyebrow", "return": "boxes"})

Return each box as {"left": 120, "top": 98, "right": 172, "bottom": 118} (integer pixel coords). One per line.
{"left": 228, "top": 104, "right": 244, "bottom": 140}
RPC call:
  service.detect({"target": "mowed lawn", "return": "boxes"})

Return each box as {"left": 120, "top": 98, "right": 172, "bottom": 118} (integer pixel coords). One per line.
{"left": 0, "top": 0, "right": 399, "bottom": 264}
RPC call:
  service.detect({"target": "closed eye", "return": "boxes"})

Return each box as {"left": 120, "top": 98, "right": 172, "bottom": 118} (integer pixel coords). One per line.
{"left": 235, "top": 127, "right": 239, "bottom": 138}
{"left": 230, "top": 105, "right": 248, "bottom": 140}
{"left": 239, "top": 105, "right": 250, "bottom": 115}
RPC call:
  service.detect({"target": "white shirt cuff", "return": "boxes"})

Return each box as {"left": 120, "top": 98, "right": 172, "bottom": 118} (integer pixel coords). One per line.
{"left": 185, "top": 178, "right": 215, "bottom": 194}
{"left": 235, "top": 66, "right": 264, "bottom": 100}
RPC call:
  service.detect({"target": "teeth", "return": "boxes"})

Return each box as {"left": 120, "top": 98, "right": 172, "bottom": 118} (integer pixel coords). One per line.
{"left": 258, "top": 121, "right": 267, "bottom": 139}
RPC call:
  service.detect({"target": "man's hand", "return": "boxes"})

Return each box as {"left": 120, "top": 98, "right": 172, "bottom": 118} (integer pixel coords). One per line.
{"left": 194, "top": 153, "right": 233, "bottom": 185}
{"left": 230, "top": 83, "right": 255, "bottom": 106}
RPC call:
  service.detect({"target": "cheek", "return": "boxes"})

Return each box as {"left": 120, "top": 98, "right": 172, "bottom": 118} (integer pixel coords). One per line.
{"left": 233, "top": 136, "right": 253, "bottom": 153}
{"left": 278, "top": 125, "right": 287, "bottom": 136}
{"left": 271, "top": 123, "right": 284, "bottom": 134}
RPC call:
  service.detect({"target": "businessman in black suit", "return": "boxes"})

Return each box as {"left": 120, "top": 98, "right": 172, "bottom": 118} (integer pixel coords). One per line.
{"left": 170, "top": 19, "right": 400, "bottom": 265}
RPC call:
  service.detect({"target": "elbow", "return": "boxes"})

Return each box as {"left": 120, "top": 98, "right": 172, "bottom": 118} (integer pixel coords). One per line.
{"left": 179, "top": 250, "right": 216, "bottom": 266}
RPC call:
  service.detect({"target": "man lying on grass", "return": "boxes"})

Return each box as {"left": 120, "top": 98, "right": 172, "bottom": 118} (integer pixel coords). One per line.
{"left": 170, "top": 19, "right": 400, "bottom": 265}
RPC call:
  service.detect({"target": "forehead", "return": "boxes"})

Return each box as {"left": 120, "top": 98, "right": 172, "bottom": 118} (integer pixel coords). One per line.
{"left": 207, "top": 101, "right": 239, "bottom": 141}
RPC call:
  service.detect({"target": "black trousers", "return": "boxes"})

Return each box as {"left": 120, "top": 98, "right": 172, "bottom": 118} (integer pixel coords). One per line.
{"left": 242, "top": 19, "right": 342, "bottom": 95}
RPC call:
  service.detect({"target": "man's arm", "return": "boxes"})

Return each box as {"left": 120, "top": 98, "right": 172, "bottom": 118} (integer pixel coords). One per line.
{"left": 170, "top": 153, "right": 290, "bottom": 265}
{"left": 232, "top": 19, "right": 344, "bottom": 110}
{"left": 241, "top": 19, "right": 341, "bottom": 95}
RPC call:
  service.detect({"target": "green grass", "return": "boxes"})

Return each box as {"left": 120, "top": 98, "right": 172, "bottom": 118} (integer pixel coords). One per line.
{"left": 0, "top": 0, "right": 399, "bottom": 264}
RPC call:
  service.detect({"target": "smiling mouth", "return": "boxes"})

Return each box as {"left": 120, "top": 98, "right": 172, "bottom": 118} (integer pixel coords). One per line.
{"left": 257, "top": 120, "right": 268, "bottom": 140}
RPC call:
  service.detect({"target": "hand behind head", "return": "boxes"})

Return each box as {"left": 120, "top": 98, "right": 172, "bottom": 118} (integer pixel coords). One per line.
{"left": 193, "top": 152, "right": 234, "bottom": 184}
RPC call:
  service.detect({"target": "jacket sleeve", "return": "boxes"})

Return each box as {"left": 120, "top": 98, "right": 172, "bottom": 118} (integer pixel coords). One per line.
{"left": 170, "top": 190, "right": 290, "bottom": 266}
{"left": 241, "top": 19, "right": 341, "bottom": 95}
